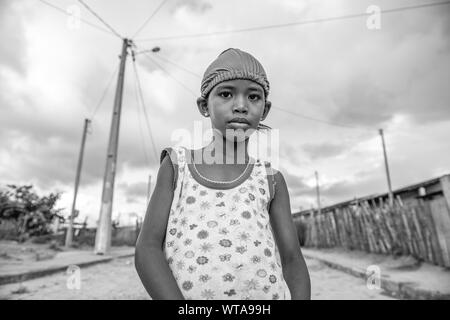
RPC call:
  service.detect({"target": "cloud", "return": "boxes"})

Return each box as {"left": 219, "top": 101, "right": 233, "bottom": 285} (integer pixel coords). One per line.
{"left": 119, "top": 181, "right": 149, "bottom": 204}
{"left": 1, "top": 0, "right": 449, "bottom": 222}
{"left": 331, "top": 74, "right": 394, "bottom": 127}
{"left": 171, "top": 0, "right": 212, "bottom": 15}
{"left": 0, "top": 132, "right": 79, "bottom": 189}
{"left": 302, "top": 142, "right": 347, "bottom": 160}
{"left": 328, "top": 9, "right": 450, "bottom": 127}
{"left": 282, "top": 170, "right": 314, "bottom": 198}
{"left": 321, "top": 178, "right": 382, "bottom": 201}
{"left": 0, "top": 1, "right": 27, "bottom": 75}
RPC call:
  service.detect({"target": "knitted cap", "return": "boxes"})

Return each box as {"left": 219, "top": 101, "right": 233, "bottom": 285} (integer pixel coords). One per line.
{"left": 200, "top": 48, "right": 270, "bottom": 99}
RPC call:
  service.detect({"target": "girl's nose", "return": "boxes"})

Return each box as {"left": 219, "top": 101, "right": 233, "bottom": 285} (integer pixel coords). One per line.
{"left": 233, "top": 96, "right": 248, "bottom": 114}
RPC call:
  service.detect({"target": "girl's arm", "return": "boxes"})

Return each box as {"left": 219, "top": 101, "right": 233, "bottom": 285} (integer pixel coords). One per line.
{"left": 135, "top": 154, "right": 184, "bottom": 300}
{"left": 269, "top": 171, "right": 311, "bottom": 300}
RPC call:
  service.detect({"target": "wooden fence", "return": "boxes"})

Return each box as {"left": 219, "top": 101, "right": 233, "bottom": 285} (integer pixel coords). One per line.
{"left": 299, "top": 197, "right": 450, "bottom": 267}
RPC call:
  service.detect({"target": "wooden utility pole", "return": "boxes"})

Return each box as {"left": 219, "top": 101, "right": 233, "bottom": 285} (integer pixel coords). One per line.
{"left": 315, "top": 171, "right": 322, "bottom": 215}
{"left": 65, "top": 118, "right": 91, "bottom": 248}
{"left": 95, "top": 38, "right": 132, "bottom": 255}
{"left": 379, "top": 129, "right": 394, "bottom": 206}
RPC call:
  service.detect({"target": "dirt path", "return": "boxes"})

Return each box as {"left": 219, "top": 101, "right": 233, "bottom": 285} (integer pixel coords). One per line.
{"left": 307, "top": 258, "right": 395, "bottom": 300}
{"left": 0, "top": 257, "right": 148, "bottom": 300}
{"left": 0, "top": 256, "right": 396, "bottom": 300}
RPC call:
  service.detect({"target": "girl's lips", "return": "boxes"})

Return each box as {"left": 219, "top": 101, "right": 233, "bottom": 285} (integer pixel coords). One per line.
{"left": 227, "top": 122, "right": 250, "bottom": 129}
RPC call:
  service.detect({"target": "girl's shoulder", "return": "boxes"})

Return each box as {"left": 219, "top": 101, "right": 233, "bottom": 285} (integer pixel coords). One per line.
{"left": 160, "top": 145, "right": 187, "bottom": 166}
{"left": 253, "top": 159, "right": 280, "bottom": 204}
{"left": 160, "top": 146, "right": 187, "bottom": 191}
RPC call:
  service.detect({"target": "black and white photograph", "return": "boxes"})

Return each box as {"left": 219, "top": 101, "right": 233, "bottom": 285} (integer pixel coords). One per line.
{"left": 0, "top": 0, "right": 449, "bottom": 306}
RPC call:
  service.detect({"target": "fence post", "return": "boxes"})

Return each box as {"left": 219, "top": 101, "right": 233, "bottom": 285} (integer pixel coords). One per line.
{"left": 428, "top": 195, "right": 450, "bottom": 267}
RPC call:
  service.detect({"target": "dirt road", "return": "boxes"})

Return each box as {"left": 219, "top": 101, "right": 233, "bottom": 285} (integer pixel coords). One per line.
{"left": 0, "top": 257, "right": 395, "bottom": 300}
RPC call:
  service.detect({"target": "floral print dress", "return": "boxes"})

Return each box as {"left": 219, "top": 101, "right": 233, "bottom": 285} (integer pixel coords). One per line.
{"left": 160, "top": 146, "right": 291, "bottom": 300}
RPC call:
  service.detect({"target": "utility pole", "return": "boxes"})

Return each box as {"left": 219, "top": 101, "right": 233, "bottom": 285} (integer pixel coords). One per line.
{"left": 379, "top": 128, "right": 394, "bottom": 206}
{"left": 315, "top": 171, "right": 321, "bottom": 215}
{"left": 95, "top": 38, "right": 132, "bottom": 255}
{"left": 65, "top": 118, "right": 91, "bottom": 248}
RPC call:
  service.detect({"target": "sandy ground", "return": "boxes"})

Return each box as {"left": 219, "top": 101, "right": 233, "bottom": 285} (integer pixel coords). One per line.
{"left": 0, "top": 240, "right": 62, "bottom": 263}
{"left": 307, "top": 258, "right": 395, "bottom": 300}
{"left": 0, "top": 256, "right": 395, "bottom": 300}
{"left": 303, "top": 247, "right": 450, "bottom": 297}
{"left": 0, "top": 257, "right": 148, "bottom": 300}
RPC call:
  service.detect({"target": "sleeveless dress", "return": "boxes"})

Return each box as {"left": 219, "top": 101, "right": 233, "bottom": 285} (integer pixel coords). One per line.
{"left": 160, "top": 146, "right": 291, "bottom": 300}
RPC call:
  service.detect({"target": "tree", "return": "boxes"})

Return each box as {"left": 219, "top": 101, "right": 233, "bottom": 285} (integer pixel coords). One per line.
{"left": 0, "top": 185, "right": 64, "bottom": 241}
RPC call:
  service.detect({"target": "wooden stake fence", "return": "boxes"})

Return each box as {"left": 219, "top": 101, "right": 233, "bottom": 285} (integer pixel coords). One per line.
{"left": 301, "top": 197, "right": 449, "bottom": 267}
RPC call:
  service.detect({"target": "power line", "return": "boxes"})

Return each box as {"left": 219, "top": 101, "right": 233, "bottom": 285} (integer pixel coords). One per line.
{"left": 150, "top": 54, "right": 203, "bottom": 78}
{"left": 132, "top": 0, "right": 170, "bottom": 39}
{"left": 38, "top": 0, "right": 117, "bottom": 37}
{"left": 77, "top": 0, "right": 123, "bottom": 39}
{"left": 136, "top": 53, "right": 377, "bottom": 190}
{"left": 89, "top": 64, "right": 119, "bottom": 121}
{"left": 272, "top": 106, "right": 364, "bottom": 130}
{"left": 132, "top": 62, "right": 151, "bottom": 166}
{"left": 132, "top": 58, "right": 160, "bottom": 163}
{"left": 137, "top": 51, "right": 369, "bottom": 130}
{"left": 135, "top": 1, "right": 450, "bottom": 42}
{"left": 141, "top": 52, "right": 199, "bottom": 97}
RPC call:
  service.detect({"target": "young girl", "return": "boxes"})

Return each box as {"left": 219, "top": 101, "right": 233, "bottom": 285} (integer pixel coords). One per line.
{"left": 135, "top": 48, "right": 311, "bottom": 300}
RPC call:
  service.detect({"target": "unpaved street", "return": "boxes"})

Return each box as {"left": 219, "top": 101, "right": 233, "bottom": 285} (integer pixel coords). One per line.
{"left": 0, "top": 257, "right": 395, "bottom": 300}
{"left": 0, "top": 257, "right": 148, "bottom": 300}
{"left": 307, "top": 258, "right": 395, "bottom": 300}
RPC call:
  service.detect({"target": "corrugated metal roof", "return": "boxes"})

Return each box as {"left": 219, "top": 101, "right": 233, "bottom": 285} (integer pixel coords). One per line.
{"left": 293, "top": 173, "right": 449, "bottom": 217}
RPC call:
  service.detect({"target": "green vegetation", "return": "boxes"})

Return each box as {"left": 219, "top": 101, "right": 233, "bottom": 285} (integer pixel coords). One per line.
{"left": 0, "top": 185, "right": 64, "bottom": 241}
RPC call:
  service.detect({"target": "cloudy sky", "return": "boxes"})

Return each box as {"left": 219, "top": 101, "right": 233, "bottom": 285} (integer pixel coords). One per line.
{"left": 1, "top": 0, "right": 449, "bottom": 226}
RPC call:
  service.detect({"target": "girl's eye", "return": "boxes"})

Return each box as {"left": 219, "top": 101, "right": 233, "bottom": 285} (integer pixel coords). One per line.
{"left": 249, "top": 94, "right": 261, "bottom": 101}
{"left": 219, "top": 92, "right": 232, "bottom": 98}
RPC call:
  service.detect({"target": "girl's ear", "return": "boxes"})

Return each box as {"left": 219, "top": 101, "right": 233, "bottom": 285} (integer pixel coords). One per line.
{"left": 261, "top": 100, "right": 272, "bottom": 121}
{"left": 196, "top": 97, "right": 209, "bottom": 117}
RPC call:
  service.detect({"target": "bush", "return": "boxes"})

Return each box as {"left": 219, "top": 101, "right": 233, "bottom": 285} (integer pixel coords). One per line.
{"left": 0, "top": 185, "right": 65, "bottom": 241}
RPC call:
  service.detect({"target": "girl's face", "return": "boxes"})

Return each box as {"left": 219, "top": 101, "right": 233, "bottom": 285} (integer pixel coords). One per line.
{"left": 198, "top": 79, "right": 271, "bottom": 141}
